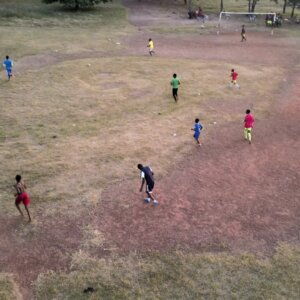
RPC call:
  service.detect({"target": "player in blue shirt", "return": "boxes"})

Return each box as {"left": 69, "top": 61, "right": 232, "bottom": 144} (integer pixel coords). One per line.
{"left": 191, "top": 118, "right": 203, "bottom": 146}
{"left": 3, "top": 55, "right": 13, "bottom": 80}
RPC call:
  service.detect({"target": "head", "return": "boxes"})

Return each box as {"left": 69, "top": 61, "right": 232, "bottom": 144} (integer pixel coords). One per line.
{"left": 173, "top": 73, "right": 177, "bottom": 78}
{"left": 6, "top": 55, "right": 9, "bottom": 59}
{"left": 246, "top": 109, "right": 251, "bottom": 114}
{"left": 148, "top": 38, "right": 152, "bottom": 41}
{"left": 15, "top": 175, "right": 22, "bottom": 182}
{"left": 137, "top": 164, "right": 143, "bottom": 170}
{"left": 242, "top": 25, "right": 245, "bottom": 28}
{"left": 195, "top": 118, "right": 199, "bottom": 123}
{"left": 231, "top": 69, "right": 234, "bottom": 72}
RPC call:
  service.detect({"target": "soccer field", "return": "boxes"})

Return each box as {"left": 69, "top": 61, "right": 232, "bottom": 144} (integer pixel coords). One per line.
{"left": 0, "top": 0, "right": 300, "bottom": 299}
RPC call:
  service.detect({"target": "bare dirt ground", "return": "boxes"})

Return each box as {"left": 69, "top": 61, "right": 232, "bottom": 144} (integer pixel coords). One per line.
{"left": 0, "top": 1, "right": 299, "bottom": 299}
{"left": 93, "top": 0, "right": 300, "bottom": 255}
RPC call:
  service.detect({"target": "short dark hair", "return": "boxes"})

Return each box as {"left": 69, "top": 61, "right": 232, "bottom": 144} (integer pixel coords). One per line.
{"left": 6, "top": 55, "right": 9, "bottom": 59}
{"left": 15, "top": 175, "right": 21, "bottom": 182}
{"left": 148, "top": 38, "right": 152, "bottom": 41}
{"left": 195, "top": 118, "right": 199, "bottom": 123}
{"left": 137, "top": 164, "right": 143, "bottom": 170}
{"left": 231, "top": 69, "right": 234, "bottom": 72}
{"left": 173, "top": 73, "right": 177, "bottom": 78}
{"left": 246, "top": 109, "right": 251, "bottom": 114}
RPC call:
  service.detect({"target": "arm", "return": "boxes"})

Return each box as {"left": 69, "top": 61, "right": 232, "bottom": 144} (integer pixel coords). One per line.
{"left": 139, "top": 178, "right": 145, "bottom": 192}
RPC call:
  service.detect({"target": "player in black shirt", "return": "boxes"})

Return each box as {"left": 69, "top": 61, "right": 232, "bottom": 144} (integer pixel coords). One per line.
{"left": 137, "top": 164, "right": 159, "bottom": 206}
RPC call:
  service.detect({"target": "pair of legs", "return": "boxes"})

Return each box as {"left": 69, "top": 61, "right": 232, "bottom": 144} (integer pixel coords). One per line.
{"left": 194, "top": 133, "right": 201, "bottom": 146}
{"left": 241, "top": 34, "right": 247, "bottom": 42}
{"left": 149, "top": 49, "right": 155, "bottom": 56}
{"left": 172, "top": 88, "right": 178, "bottom": 102}
{"left": 15, "top": 194, "right": 31, "bottom": 222}
{"left": 15, "top": 202, "right": 31, "bottom": 222}
{"left": 229, "top": 80, "right": 240, "bottom": 88}
{"left": 145, "top": 184, "right": 158, "bottom": 205}
{"left": 244, "top": 128, "right": 252, "bottom": 144}
{"left": 6, "top": 69, "right": 12, "bottom": 80}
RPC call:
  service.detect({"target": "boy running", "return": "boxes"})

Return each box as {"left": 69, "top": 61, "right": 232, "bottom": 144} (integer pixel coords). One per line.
{"left": 137, "top": 164, "right": 159, "bottom": 206}
{"left": 191, "top": 118, "right": 203, "bottom": 146}
{"left": 230, "top": 69, "right": 240, "bottom": 88}
{"left": 3, "top": 55, "right": 13, "bottom": 80}
{"left": 241, "top": 25, "right": 246, "bottom": 42}
{"left": 147, "top": 38, "right": 155, "bottom": 56}
{"left": 14, "top": 175, "right": 32, "bottom": 222}
{"left": 170, "top": 73, "right": 180, "bottom": 102}
{"left": 244, "top": 109, "right": 254, "bottom": 144}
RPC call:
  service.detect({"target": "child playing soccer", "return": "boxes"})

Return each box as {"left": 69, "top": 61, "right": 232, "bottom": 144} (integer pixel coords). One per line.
{"left": 14, "top": 175, "right": 32, "bottom": 222}
{"left": 244, "top": 109, "right": 254, "bottom": 144}
{"left": 137, "top": 164, "right": 159, "bottom": 206}
{"left": 3, "top": 55, "right": 13, "bottom": 80}
{"left": 170, "top": 73, "right": 180, "bottom": 102}
{"left": 191, "top": 118, "right": 203, "bottom": 146}
{"left": 241, "top": 25, "right": 247, "bottom": 42}
{"left": 230, "top": 69, "right": 240, "bottom": 88}
{"left": 147, "top": 38, "right": 155, "bottom": 56}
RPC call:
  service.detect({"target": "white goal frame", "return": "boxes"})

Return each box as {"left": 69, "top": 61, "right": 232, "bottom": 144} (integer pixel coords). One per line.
{"left": 218, "top": 11, "right": 276, "bottom": 27}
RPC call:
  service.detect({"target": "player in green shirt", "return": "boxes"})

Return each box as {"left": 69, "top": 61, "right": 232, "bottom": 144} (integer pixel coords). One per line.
{"left": 170, "top": 73, "right": 180, "bottom": 102}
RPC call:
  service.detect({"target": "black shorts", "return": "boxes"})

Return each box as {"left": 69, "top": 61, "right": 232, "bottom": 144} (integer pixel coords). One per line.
{"left": 146, "top": 182, "right": 154, "bottom": 194}
{"left": 172, "top": 88, "right": 178, "bottom": 96}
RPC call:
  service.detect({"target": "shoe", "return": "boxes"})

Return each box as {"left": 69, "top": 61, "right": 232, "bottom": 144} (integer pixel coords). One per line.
{"left": 144, "top": 198, "right": 151, "bottom": 203}
{"left": 153, "top": 200, "right": 159, "bottom": 206}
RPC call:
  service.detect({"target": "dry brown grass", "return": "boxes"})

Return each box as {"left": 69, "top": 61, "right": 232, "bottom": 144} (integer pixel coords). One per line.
{"left": 1, "top": 56, "right": 283, "bottom": 217}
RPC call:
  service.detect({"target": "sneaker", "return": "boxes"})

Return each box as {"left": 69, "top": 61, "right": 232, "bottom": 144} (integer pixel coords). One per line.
{"left": 153, "top": 200, "right": 159, "bottom": 206}
{"left": 144, "top": 198, "right": 151, "bottom": 203}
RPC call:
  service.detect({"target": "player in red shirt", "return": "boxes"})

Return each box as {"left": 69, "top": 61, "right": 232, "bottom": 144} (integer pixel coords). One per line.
{"left": 230, "top": 69, "right": 240, "bottom": 88}
{"left": 244, "top": 109, "right": 254, "bottom": 144}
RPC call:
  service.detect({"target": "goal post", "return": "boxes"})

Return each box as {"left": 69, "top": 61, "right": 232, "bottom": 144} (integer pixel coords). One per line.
{"left": 218, "top": 11, "right": 277, "bottom": 27}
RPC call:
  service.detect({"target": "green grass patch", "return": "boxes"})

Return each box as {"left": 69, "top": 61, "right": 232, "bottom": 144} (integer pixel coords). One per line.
{"left": 0, "top": 273, "right": 21, "bottom": 300}
{"left": 34, "top": 244, "right": 300, "bottom": 299}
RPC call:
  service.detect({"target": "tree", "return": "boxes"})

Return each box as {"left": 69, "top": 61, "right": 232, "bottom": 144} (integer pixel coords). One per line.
{"left": 271, "top": 0, "right": 287, "bottom": 14}
{"left": 250, "top": 0, "right": 260, "bottom": 12}
{"left": 220, "top": 0, "right": 224, "bottom": 12}
{"left": 288, "top": 0, "right": 300, "bottom": 17}
{"left": 42, "top": 0, "right": 110, "bottom": 10}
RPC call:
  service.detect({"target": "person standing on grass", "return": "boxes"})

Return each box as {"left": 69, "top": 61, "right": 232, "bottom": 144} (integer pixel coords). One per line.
{"left": 170, "top": 73, "right": 180, "bottom": 102}
{"left": 147, "top": 38, "right": 155, "bottom": 56}
{"left": 14, "top": 175, "right": 32, "bottom": 222}
{"left": 241, "top": 25, "right": 247, "bottom": 42}
{"left": 3, "top": 55, "right": 13, "bottom": 80}
{"left": 137, "top": 164, "right": 159, "bottom": 206}
{"left": 244, "top": 109, "right": 254, "bottom": 144}
{"left": 230, "top": 69, "right": 240, "bottom": 88}
{"left": 191, "top": 118, "right": 203, "bottom": 146}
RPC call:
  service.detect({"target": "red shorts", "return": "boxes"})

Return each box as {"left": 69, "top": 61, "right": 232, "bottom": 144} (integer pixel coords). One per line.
{"left": 15, "top": 192, "right": 30, "bottom": 206}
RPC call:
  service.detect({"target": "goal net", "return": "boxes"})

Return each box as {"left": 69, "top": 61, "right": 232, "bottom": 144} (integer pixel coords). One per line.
{"left": 218, "top": 11, "right": 277, "bottom": 27}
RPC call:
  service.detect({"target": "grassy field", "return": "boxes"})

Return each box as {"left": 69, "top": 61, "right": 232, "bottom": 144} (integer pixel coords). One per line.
{"left": 0, "top": 0, "right": 299, "bottom": 299}
{"left": 35, "top": 244, "right": 300, "bottom": 299}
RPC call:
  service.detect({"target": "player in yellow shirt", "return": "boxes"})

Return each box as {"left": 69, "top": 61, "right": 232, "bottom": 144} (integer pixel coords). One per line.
{"left": 147, "top": 38, "right": 155, "bottom": 56}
